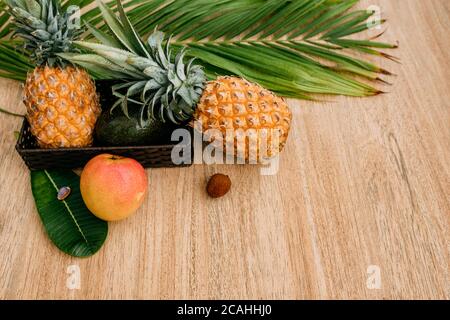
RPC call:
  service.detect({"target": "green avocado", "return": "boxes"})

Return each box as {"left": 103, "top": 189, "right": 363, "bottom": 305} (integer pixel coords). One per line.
{"left": 95, "top": 109, "right": 175, "bottom": 146}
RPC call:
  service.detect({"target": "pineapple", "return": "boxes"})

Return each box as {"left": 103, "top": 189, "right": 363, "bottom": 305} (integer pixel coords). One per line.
{"left": 6, "top": 0, "right": 100, "bottom": 148}
{"left": 195, "top": 76, "right": 292, "bottom": 161}
{"left": 62, "top": 0, "right": 291, "bottom": 161}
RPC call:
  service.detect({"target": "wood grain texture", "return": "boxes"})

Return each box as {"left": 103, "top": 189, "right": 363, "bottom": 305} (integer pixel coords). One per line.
{"left": 0, "top": 0, "right": 448, "bottom": 300}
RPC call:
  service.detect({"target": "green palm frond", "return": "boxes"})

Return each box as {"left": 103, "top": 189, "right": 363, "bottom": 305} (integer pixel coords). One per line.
{"left": 0, "top": 0, "right": 398, "bottom": 99}
{"left": 0, "top": 40, "right": 32, "bottom": 81}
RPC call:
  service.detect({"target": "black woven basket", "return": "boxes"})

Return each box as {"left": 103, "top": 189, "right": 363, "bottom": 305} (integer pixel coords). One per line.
{"left": 15, "top": 120, "right": 193, "bottom": 170}
{"left": 15, "top": 81, "right": 193, "bottom": 170}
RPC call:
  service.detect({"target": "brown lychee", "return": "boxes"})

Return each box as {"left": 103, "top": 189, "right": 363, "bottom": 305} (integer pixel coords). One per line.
{"left": 206, "top": 174, "right": 231, "bottom": 198}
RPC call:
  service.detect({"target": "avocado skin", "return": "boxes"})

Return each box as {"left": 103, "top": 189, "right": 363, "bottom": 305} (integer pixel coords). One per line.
{"left": 95, "top": 110, "right": 175, "bottom": 146}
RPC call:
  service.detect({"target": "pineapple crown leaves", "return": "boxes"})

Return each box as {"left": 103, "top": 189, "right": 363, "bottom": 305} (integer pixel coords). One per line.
{"left": 60, "top": 0, "right": 206, "bottom": 124}
{"left": 5, "top": 0, "right": 84, "bottom": 67}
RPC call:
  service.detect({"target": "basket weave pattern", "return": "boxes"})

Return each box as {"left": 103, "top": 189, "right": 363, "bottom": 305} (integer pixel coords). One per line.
{"left": 15, "top": 120, "right": 192, "bottom": 170}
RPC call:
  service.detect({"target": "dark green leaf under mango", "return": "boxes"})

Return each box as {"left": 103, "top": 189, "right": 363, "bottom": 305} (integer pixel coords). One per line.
{"left": 31, "top": 170, "right": 108, "bottom": 257}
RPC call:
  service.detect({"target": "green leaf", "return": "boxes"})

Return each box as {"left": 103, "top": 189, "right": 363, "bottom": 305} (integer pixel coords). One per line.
{"left": 85, "top": 21, "right": 123, "bottom": 48}
{"left": 31, "top": 170, "right": 108, "bottom": 257}
{"left": 0, "top": 0, "right": 397, "bottom": 100}
{"left": 95, "top": 0, "right": 137, "bottom": 54}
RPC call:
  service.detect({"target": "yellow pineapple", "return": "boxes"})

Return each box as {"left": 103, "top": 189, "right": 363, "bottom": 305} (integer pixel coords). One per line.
{"left": 25, "top": 66, "right": 100, "bottom": 148}
{"left": 195, "top": 76, "right": 292, "bottom": 160}
{"left": 7, "top": 0, "right": 100, "bottom": 148}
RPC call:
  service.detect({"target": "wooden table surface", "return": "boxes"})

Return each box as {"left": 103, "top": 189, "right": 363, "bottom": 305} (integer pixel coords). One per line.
{"left": 0, "top": 0, "right": 449, "bottom": 300}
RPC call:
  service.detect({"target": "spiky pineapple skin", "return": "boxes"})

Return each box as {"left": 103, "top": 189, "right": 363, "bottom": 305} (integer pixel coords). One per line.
{"left": 194, "top": 76, "right": 292, "bottom": 161}
{"left": 24, "top": 66, "right": 101, "bottom": 148}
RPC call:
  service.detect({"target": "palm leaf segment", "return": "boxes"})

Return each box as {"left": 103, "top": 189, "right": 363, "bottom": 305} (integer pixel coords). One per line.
{"left": 0, "top": 0, "right": 397, "bottom": 99}
{"left": 62, "top": 1, "right": 205, "bottom": 124}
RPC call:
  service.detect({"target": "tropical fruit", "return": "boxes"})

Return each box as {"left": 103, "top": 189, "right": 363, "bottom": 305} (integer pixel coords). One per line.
{"left": 80, "top": 154, "right": 148, "bottom": 222}
{"left": 6, "top": 0, "right": 100, "bottom": 148}
{"left": 95, "top": 108, "right": 174, "bottom": 146}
